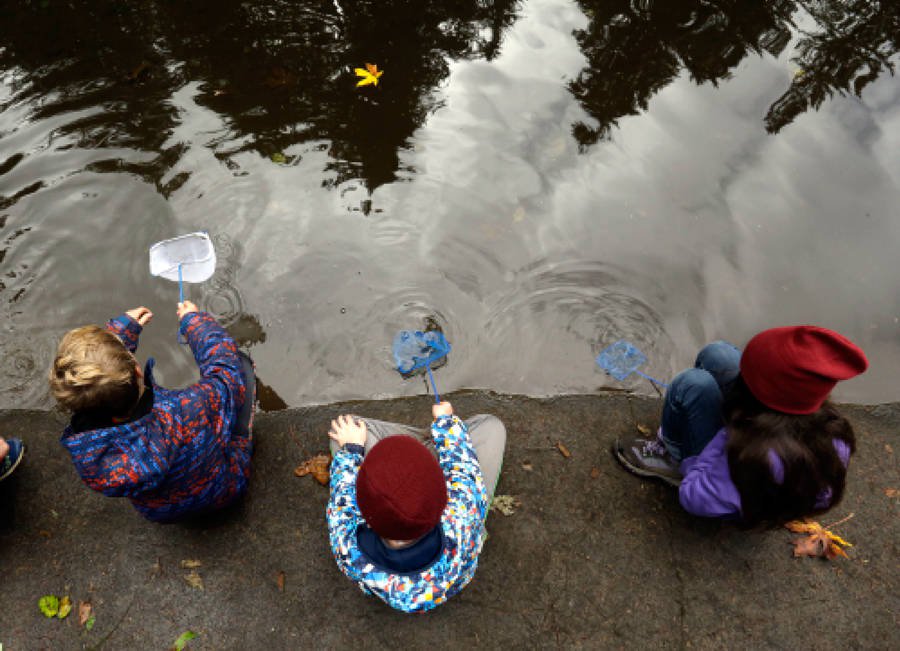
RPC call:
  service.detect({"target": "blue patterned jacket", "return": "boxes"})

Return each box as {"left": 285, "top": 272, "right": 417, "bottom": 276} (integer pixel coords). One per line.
{"left": 60, "top": 312, "right": 252, "bottom": 522}
{"left": 327, "top": 415, "right": 488, "bottom": 613}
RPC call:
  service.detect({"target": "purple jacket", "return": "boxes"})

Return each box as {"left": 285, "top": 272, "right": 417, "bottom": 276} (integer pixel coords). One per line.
{"left": 60, "top": 312, "right": 252, "bottom": 522}
{"left": 679, "top": 428, "right": 851, "bottom": 519}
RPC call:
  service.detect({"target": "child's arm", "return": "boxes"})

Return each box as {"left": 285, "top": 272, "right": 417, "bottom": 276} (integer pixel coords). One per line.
{"left": 325, "top": 415, "right": 371, "bottom": 587}
{"left": 431, "top": 408, "right": 489, "bottom": 522}
{"left": 678, "top": 430, "right": 742, "bottom": 519}
{"left": 177, "top": 302, "right": 246, "bottom": 417}
{"left": 106, "top": 306, "right": 153, "bottom": 353}
{"left": 326, "top": 445, "right": 370, "bottom": 586}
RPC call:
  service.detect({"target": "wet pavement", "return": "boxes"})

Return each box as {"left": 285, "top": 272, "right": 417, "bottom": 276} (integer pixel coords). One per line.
{"left": 0, "top": 392, "right": 897, "bottom": 649}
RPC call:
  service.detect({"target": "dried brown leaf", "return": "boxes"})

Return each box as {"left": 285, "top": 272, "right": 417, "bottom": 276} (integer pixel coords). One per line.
{"left": 490, "top": 495, "right": 521, "bottom": 516}
{"left": 276, "top": 571, "right": 285, "bottom": 592}
{"left": 180, "top": 559, "right": 202, "bottom": 569}
{"left": 785, "top": 518, "right": 852, "bottom": 560}
{"left": 183, "top": 570, "right": 204, "bottom": 590}
{"left": 885, "top": 488, "right": 899, "bottom": 498}
{"left": 636, "top": 424, "right": 651, "bottom": 435}
{"left": 78, "top": 601, "right": 93, "bottom": 627}
{"left": 294, "top": 454, "right": 332, "bottom": 486}
{"left": 590, "top": 467, "right": 600, "bottom": 479}
{"left": 556, "top": 441, "right": 571, "bottom": 458}
{"left": 521, "top": 461, "right": 533, "bottom": 471}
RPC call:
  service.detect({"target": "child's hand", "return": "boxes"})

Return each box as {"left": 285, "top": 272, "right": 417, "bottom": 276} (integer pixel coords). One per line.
{"left": 176, "top": 301, "right": 199, "bottom": 321}
{"left": 0, "top": 437, "right": 8, "bottom": 462}
{"left": 432, "top": 401, "right": 453, "bottom": 419}
{"left": 125, "top": 306, "right": 153, "bottom": 326}
{"left": 328, "top": 415, "right": 367, "bottom": 448}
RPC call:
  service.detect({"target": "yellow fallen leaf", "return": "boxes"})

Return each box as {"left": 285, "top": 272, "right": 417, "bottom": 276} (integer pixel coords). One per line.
{"left": 58, "top": 596, "right": 72, "bottom": 619}
{"left": 180, "top": 559, "right": 202, "bottom": 569}
{"left": 490, "top": 495, "right": 521, "bottom": 516}
{"left": 355, "top": 63, "right": 383, "bottom": 87}
{"left": 785, "top": 515, "right": 853, "bottom": 560}
{"left": 183, "top": 569, "right": 204, "bottom": 590}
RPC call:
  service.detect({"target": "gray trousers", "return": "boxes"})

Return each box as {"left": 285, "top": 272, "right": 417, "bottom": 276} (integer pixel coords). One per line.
{"left": 329, "top": 414, "right": 506, "bottom": 503}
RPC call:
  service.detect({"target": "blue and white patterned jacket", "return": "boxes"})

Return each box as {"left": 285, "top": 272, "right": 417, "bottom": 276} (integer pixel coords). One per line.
{"left": 326, "top": 415, "right": 488, "bottom": 613}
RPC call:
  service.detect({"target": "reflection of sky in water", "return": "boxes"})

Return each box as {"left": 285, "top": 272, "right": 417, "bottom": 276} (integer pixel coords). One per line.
{"left": 0, "top": 0, "right": 898, "bottom": 408}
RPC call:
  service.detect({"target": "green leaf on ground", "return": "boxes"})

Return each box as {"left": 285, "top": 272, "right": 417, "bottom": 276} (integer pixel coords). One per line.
{"left": 172, "top": 631, "right": 197, "bottom": 650}
{"left": 38, "top": 595, "right": 60, "bottom": 618}
{"left": 270, "top": 152, "right": 287, "bottom": 164}
{"left": 57, "top": 596, "right": 72, "bottom": 619}
{"left": 85, "top": 614, "right": 96, "bottom": 631}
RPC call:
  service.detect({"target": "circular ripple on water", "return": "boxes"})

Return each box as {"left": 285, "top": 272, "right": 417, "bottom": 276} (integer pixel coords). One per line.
{"left": 201, "top": 278, "right": 245, "bottom": 328}
{"left": 0, "top": 332, "right": 56, "bottom": 409}
{"left": 359, "top": 286, "right": 454, "bottom": 373}
{"left": 482, "top": 257, "right": 674, "bottom": 391}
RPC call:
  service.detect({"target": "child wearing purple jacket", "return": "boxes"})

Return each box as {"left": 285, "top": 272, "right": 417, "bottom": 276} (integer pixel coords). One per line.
{"left": 613, "top": 326, "right": 868, "bottom": 526}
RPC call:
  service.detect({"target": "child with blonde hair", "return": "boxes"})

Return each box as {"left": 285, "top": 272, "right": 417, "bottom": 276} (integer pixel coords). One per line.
{"left": 50, "top": 303, "right": 255, "bottom": 522}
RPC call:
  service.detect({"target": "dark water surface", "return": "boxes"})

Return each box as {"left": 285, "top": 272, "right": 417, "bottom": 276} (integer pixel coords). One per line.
{"left": 1, "top": 0, "right": 898, "bottom": 409}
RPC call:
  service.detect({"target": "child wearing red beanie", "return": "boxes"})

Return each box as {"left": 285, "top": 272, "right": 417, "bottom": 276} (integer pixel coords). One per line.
{"left": 326, "top": 401, "right": 505, "bottom": 613}
{"left": 613, "top": 326, "right": 868, "bottom": 526}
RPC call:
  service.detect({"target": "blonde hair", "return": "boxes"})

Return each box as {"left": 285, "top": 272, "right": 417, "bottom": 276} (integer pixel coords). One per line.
{"left": 49, "top": 325, "right": 139, "bottom": 414}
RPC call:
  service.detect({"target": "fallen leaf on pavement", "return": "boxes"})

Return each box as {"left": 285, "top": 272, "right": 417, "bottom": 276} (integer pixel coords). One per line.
{"left": 183, "top": 570, "right": 204, "bottom": 590}
{"left": 785, "top": 514, "right": 853, "bottom": 560}
{"left": 294, "top": 454, "right": 331, "bottom": 486}
{"left": 78, "top": 601, "right": 92, "bottom": 627}
{"left": 521, "top": 461, "right": 533, "bottom": 471}
{"left": 886, "top": 444, "right": 893, "bottom": 454}
{"left": 277, "top": 571, "right": 285, "bottom": 592}
{"left": 490, "top": 495, "right": 521, "bottom": 516}
{"left": 885, "top": 488, "right": 899, "bottom": 498}
{"left": 590, "top": 467, "right": 600, "bottom": 479}
{"left": 171, "top": 631, "right": 197, "bottom": 651}
{"left": 38, "top": 595, "right": 59, "bottom": 618}
{"left": 57, "top": 596, "right": 72, "bottom": 619}
{"left": 556, "top": 441, "right": 571, "bottom": 458}
{"left": 85, "top": 614, "right": 96, "bottom": 631}
{"left": 180, "top": 559, "right": 202, "bottom": 569}
{"left": 636, "top": 424, "right": 651, "bottom": 435}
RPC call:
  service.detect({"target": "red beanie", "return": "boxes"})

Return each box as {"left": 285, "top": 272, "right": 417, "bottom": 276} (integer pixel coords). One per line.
{"left": 740, "top": 326, "right": 868, "bottom": 415}
{"left": 356, "top": 436, "right": 448, "bottom": 540}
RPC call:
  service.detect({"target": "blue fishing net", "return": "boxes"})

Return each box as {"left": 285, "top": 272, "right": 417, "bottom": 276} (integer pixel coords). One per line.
{"left": 595, "top": 339, "right": 647, "bottom": 381}
{"left": 393, "top": 330, "right": 451, "bottom": 376}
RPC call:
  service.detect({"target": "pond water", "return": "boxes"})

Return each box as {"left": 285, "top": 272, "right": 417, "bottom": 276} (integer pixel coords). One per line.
{"left": 1, "top": 0, "right": 898, "bottom": 410}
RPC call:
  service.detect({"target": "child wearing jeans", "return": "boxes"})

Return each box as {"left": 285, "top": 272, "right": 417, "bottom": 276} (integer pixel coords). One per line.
{"left": 49, "top": 302, "right": 255, "bottom": 522}
{"left": 326, "top": 400, "right": 505, "bottom": 613}
{"left": 614, "top": 326, "right": 867, "bottom": 526}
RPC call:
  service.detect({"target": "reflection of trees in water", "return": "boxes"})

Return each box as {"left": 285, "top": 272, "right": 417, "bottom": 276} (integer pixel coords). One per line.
{"left": 0, "top": 0, "right": 519, "bottom": 192}
{"left": 569, "top": 0, "right": 899, "bottom": 147}
{"left": 765, "top": 1, "right": 900, "bottom": 133}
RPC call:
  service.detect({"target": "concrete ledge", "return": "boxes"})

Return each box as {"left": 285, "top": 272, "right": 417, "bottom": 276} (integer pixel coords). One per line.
{"left": 1, "top": 392, "right": 897, "bottom": 649}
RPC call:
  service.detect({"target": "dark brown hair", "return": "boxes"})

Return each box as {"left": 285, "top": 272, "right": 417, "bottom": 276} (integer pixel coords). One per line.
{"left": 724, "top": 377, "right": 855, "bottom": 528}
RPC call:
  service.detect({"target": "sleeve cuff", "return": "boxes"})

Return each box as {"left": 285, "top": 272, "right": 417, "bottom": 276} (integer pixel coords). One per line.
{"left": 343, "top": 443, "right": 365, "bottom": 456}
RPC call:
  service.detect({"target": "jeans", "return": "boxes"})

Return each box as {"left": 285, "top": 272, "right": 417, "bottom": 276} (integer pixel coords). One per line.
{"left": 660, "top": 341, "right": 741, "bottom": 462}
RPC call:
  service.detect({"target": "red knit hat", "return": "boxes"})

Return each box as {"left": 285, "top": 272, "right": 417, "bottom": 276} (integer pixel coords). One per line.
{"left": 356, "top": 436, "right": 448, "bottom": 540}
{"left": 740, "top": 326, "right": 868, "bottom": 415}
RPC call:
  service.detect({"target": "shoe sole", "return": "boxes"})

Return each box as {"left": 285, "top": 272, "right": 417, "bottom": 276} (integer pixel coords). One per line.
{"left": 611, "top": 441, "right": 681, "bottom": 488}
{"left": 0, "top": 443, "right": 24, "bottom": 482}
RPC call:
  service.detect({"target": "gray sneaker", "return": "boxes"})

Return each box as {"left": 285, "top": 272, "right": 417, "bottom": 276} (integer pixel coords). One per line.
{"left": 613, "top": 435, "right": 682, "bottom": 487}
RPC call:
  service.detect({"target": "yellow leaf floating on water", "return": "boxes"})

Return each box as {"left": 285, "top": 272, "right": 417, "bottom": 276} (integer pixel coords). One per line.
{"left": 355, "top": 63, "right": 383, "bottom": 87}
